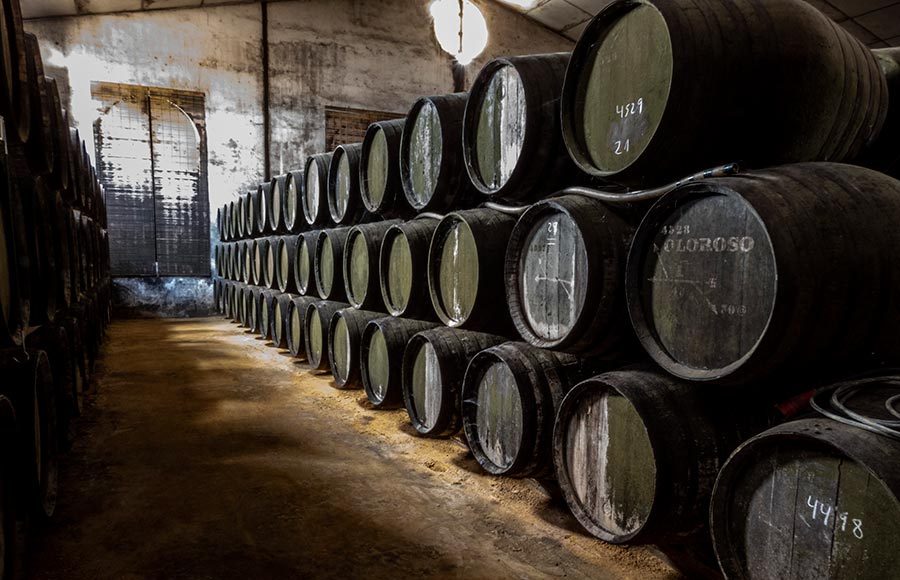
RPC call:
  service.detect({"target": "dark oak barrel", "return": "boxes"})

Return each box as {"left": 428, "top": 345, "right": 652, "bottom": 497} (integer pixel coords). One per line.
{"left": 261, "top": 290, "right": 280, "bottom": 340}
{"left": 275, "top": 235, "right": 298, "bottom": 293}
{"left": 711, "top": 418, "right": 900, "bottom": 579}
{"left": 286, "top": 295, "right": 318, "bottom": 357}
{"left": 294, "top": 230, "right": 320, "bottom": 296}
{"left": 232, "top": 283, "right": 247, "bottom": 323}
{"left": 0, "top": 349, "right": 58, "bottom": 520}
{"left": 46, "top": 77, "right": 70, "bottom": 192}
{"left": 264, "top": 236, "right": 278, "bottom": 289}
{"left": 328, "top": 143, "right": 367, "bottom": 226}
{"left": 379, "top": 218, "right": 439, "bottom": 319}
{"left": 251, "top": 237, "right": 270, "bottom": 287}
{"left": 560, "top": 0, "right": 887, "bottom": 186}
{"left": 222, "top": 203, "right": 231, "bottom": 241}
{"left": 400, "top": 93, "right": 477, "bottom": 213}
{"left": 23, "top": 34, "right": 54, "bottom": 176}
{"left": 360, "top": 119, "right": 411, "bottom": 218}
{"left": 256, "top": 182, "right": 271, "bottom": 235}
{"left": 303, "top": 153, "right": 333, "bottom": 228}
{"left": 314, "top": 227, "right": 352, "bottom": 301}
{"left": 505, "top": 195, "right": 635, "bottom": 356}
{"left": 361, "top": 317, "right": 439, "bottom": 409}
{"left": 236, "top": 193, "right": 248, "bottom": 239}
{"left": 328, "top": 308, "right": 386, "bottom": 389}
{"left": 553, "top": 368, "right": 760, "bottom": 545}
{"left": 868, "top": 48, "right": 900, "bottom": 177}
{"left": 462, "top": 342, "right": 603, "bottom": 478}
{"left": 216, "top": 207, "right": 224, "bottom": 242}
{"left": 0, "top": 0, "right": 28, "bottom": 145}
{"left": 268, "top": 174, "right": 287, "bottom": 233}
{"left": 344, "top": 219, "right": 402, "bottom": 310}
{"left": 0, "top": 152, "right": 23, "bottom": 344}
{"left": 238, "top": 285, "right": 250, "bottom": 326}
{"left": 428, "top": 209, "right": 516, "bottom": 332}
{"left": 62, "top": 315, "right": 88, "bottom": 415}
{"left": 463, "top": 53, "right": 582, "bottom": 201}
{"left": 272, "top": 293, "right": 296, "bottom": 349}
{"left": 247, "top": 286, "right": 263, "bottom": 333}
{"left": 282, "top": 170, "right": 304, "bottom": 233}
{"left": 247, "top": 189, "right": 260, "bottom": 238}
{"left": 626, "top": 163, "right": 900, "bottom": 386}
{"left": 304, "top": 300, "right": 350, "bottom": 371}
{"left": 402, "top": 327, "right": 505, "bottom": 437}
{"left": 27, "top": 324, "right": 77, "bottom": 448}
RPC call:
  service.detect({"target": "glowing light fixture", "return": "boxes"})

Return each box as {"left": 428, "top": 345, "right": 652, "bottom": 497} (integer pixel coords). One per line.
{"left": 430, "top": 0, "right": 489, "bottom": 66}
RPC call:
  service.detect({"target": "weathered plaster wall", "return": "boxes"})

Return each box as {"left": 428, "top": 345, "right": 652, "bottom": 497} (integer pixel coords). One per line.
{"left": 24, "top": 0, "right": 572, "bottom": 316}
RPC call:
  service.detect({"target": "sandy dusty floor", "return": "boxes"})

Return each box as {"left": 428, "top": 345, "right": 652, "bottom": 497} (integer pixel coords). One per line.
{"left": 27, "top": 317, "right": 680, "bottom": 580}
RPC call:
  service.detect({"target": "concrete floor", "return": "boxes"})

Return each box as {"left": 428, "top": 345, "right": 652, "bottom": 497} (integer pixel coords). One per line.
{"left": 27, "top": 318, "right": 679, "bottom": 580}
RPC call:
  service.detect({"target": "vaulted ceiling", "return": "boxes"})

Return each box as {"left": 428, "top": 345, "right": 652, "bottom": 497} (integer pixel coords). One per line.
{"left": 21, "top": 0, "right": 900, "bottom": 48}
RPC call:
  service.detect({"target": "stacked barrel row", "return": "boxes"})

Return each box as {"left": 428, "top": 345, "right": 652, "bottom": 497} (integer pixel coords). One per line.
{"left": 0, "top": 1, "right": 112, "bottom": 577}
{"left": 215, "top": 0, "right": 900, "bottom": 577}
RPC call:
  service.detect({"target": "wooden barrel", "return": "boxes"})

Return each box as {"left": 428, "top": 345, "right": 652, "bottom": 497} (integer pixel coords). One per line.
{"left": 259, "top": 289, "right": 278, "bottom": 339}
{"left": 222, "top": 201, "right": 234, "bottom": 242}
{"left": 0, "top": 154, "right": 24, "bottom": 344}
{"left": 868, "top": 48, "right": 900, "bottom": 177}
{"left": 304, "top": 300, "right": 350, "bottom": 371}
{"left": 272, "top": 293, "right": 296, "bottom": 349}
{"left": 344, "top": 219, "right": 401, "bottom": 310}
{"left": 241, "top": 240, "right": 253, "bottom": 285}
{"left": 402, "top": 327, "right": 505, "bottom": 437}
{"left": 282, "top": 170, "right": 304, "bottom": 233}
{"left": 463, "top": 53, "right": 581, "bottom": 201}
{"left": 303, "top": 153, "right": 333, "bottom": 228}
{"left": 428, "top": 208, "right": 516, "bottom": 332}
{"left": 268, "top": 174, "right": 287, "bottom": 233}
{"left": 27, "top": 325, "right": 76, "bottom": 448}
{"left": 66, "top": 127, "right": 82, "bottom": 207}
{"left": 293, "top": 230, "right": 319, "bottom": 296}
{"left": 251, "top": 185, "right": 266, "bottom": 236}
{"left": 2, "top": 0, "right": 29, "bottom": 145}
{"left": 360, "top": 119, "right": 411, "bottom": 218}
{"left": 23, "top": 34, "right": 54, "bottom": 176}
{"left": 379, "top": 218, "right": 439, "bottom": 319}
{"left": 62, "top": 315, "right": 87, "bottom": 414}
{"left": 0, "top": 390, "right": 22, "bottom": 579}
{"left": 251, "top": 238, "right": 267, "bottom": 286}
{"left": 0, "top": 348, "right": 58, "bottom": 520}
{"left": 711, "top": 418, "right": 900, "bottom": 578}
{"left": 47, "top": 78, "right": 70, "bottom": 193}
{"left": 46, "top": 189, "right": 73, "bottom": 311}
{"left": 560, "top": 0, "right": 887, "bottom": 186}
{"left": 286, "top": 295, "right": 318, "bottom": 357}
{"left": 28, "top": 178, "right": 58, "bottom": 323}
{"left": 328, "top": 143, "right": 367, "bottom": 226}
{"left": 400, "top": 93, "right": 477, "bottom": 213}
{"left": 361, "top": 317, "right": 439, "bottom": 409}
{"left": 222, "top": 281, "right": 233, "bottom": 318}
{"left": 553, "top": 367, "right": 759, "bottom": 544}
{"left": 314, "top": 227, "right": 352, "bottom": 301}
{"left": 627, "top": 162, "right": 900, "bottom": 386}
{"left": 264, "top": 236, "right": 278, "bottom": 289}
{"left": 231, "top": 198, "right": 241, "bottom": 240}
{"left": 241, "top": 285, "right": 253, "bottom": 327}
{"left": 461, "top": 342, "right": 602, "bottom": 478}
{"left": 236, "top": 193, "right": 249, "bottom": 239}
{"left": 328, "top": 308, "right": 386, "bottom": 389}
{"left": 247, "top": 286, "right": 263, "bottom": 333}
{"left": 232, "top": 283, "right": 247, "bottom": 323}
{"left": 275, "top": 235, "right": 298, "bottom": 293}
{"left": 505, "top": 195, "right": 635, "bottom": 356}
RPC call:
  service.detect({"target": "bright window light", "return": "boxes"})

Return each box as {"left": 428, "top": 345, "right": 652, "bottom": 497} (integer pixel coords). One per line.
{"left": 430, "top": 0, "right": 489, "bottom": 66}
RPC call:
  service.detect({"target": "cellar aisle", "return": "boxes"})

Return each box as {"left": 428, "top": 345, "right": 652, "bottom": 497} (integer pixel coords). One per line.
{"left": 27, "top": 318, "right": 677, "bottom": 580}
